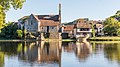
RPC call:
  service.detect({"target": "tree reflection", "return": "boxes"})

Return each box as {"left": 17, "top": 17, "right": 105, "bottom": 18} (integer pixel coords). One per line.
{"left": 0, "top": 42, "right": 20, "bottom": 56}
{"left": 0, "top": 52, "right": 4, "bottom": 67}
{"left": 0, "top": 42, "right": 22, "bottom": 67}
{"left": 104, "top": 43, "right": 120, "bottom": 64}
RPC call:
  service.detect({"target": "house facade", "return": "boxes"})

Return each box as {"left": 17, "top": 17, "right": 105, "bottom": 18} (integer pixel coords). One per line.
{"left": 61, "top": 18, "right": 92, "bottom": 39}
{"left": 89, "top": 20, "right": 104, "bottom": 36}
{"left": 73, "top": 19, "right": 92, "bottom": 38}
{"left": 95, "top": 24, "right": 104, "bottom": 36}
{"left": 62, "top": 25, "right": 74, "bottom": 38}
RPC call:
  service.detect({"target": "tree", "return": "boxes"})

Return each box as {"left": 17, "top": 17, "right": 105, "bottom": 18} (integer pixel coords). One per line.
{"left": 103, "top": 17, "right": 120, "bottom": 36}
{"left": 17, "top": 30, "right": 23, "bottom": 38}
{"left": 0, "top": 22, "right": 18, "bottom": 38}
{"left": 91, "top": 22, "right": 95, "bottom": 38}
{"left": 0, "top": 0, "right": 26, "bottom": 29}
{"left": 111, "top": 10, "right": 120, "bottom": 22}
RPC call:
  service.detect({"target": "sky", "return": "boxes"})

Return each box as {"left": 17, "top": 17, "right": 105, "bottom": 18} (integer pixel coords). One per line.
{"left": 6, "top": 0, "right": 120, "bottom": 23}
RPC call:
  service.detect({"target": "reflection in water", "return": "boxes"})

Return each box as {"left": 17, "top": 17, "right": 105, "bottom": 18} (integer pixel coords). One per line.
{"left": 104, "top": 43, "right": 120, "bottom": 64}
{"left": 19, "top": 41, "right": 62, "bottom": 67}
{"left": 62, "top": 41, "right": 92, "bottom": 62}
{"left": 75, "top": 42, "right": 92, "bottom": 62}
{"left": 0, "top": 42, "right": 22, "bottom": 67}
{"left": 0, "top": 52, "right": 4, "bottom": 67}
{"left": 0, "top": 42, "right": 120, "bottom": 67}
{"left": 62, "top": 42, "right": 76, "bottom": 52}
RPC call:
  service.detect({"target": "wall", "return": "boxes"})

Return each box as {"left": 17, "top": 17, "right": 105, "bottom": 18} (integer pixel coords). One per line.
{"left": 25, "top": 15, "right": 38, "bottom": 32}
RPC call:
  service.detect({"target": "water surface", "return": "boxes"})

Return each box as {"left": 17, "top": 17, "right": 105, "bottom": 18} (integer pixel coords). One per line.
{"left": 0, "top": 41, "right": 120, "bottom": 67}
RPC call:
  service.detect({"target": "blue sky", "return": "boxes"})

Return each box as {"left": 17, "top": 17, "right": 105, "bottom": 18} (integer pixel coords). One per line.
{"left": 6, "top": 0, "right": 120, "bottom": 23}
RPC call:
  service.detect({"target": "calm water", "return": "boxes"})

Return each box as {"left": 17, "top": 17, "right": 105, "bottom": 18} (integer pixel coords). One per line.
{"left": 0, "top": 41, "right": 120, "bottom": 67}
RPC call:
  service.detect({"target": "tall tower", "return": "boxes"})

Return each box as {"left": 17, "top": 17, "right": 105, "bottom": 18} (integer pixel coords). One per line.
{"left": 59, "top": 3, "right": 61, "bottom": 24}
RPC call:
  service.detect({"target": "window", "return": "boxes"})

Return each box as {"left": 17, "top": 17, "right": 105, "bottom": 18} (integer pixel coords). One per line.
{"left": 52, "top": 26, "right": 54, "bottom": 29}
{"left": 31, "top": 21, "right": 33, "bottom": 25}
{"left": 80, "top": 28, "right": 90, "bottom": 31}
{"left": 50, "top": 26, "right": 54, "bottom": 29}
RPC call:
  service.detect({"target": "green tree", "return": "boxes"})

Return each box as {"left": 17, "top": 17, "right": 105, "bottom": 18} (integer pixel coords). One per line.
{"left": 0, "top": 0, "right": 26, "bottom": 29}
{"left": 91, "top": 22, "right": 95, "bottom": 38}
{"left": 111, "top": 10, "right": 120, "bottom": 22}
{"left": 0, "top": 22, "right": 18, "bottom": 38}
{"left": 17, "top": 30, "right": 23, "bottom": 38}
{"left": 103, "top": 17, "right": 120, "bottom": 36}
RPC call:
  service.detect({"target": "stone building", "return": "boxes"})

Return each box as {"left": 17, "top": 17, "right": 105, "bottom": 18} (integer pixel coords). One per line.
{"left": 18, "top": 4, "right": 61, "bottom": 33}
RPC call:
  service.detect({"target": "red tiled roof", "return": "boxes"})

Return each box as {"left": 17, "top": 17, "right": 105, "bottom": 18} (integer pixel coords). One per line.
{"left": 63, "top": 25, "right": 74, "bottom": 31}
{"left": 40, "top": 20, "right": 59, "bottom": 26}
{"left": 31, "top": 14, "right": 60, "bottom": 27}
{"left": 76, "top": 22, "right": 91, "bottom": 28}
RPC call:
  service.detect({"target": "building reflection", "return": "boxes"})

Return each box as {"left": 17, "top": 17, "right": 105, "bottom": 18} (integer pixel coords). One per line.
{"left": 19, "top": 41, "right": 62, "bottom": 67}
{"left": 62, "top": 41, "right": 92, "bottom": 62}
{"left": 62, "top": 42, "right": 76, "bottom": 52}
{"left": 75, "top": 41, "right": 92, "bottom": 62}
{"left": 91, "top": 43, "right": 104, "bottom": 54}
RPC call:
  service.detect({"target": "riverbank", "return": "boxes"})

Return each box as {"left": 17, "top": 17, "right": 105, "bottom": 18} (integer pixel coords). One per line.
{"left": 90, "top": 41, "right": 120, "bottom": 44}
{"left": 0, "top": 39, "right": 76, "bottom": 42}
{"left": 89, "top": 37, "right": 120, "bottom": 41}
{"left": 0, "top": 37, "right": 120, "bottom": 42}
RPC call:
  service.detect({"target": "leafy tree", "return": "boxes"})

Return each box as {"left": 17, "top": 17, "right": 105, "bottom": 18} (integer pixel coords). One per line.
{"left": 111, "top": 10, "right": 120, "bottom": 22}
{"left": 0, "top": 0, "right": 26, "bottom": 29}
{"left": 103, "top": 17, "right": 120, "bottom": 36}
{"left": 0, "top": 22, "right": 18, "bottom": 38}
{"left": 17, "top": 30, "right": 23, "bottom": 38}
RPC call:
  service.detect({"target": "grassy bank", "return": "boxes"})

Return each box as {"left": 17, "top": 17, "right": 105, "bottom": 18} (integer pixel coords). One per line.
{"left": 90, "top": 37, "right": 120, "bottom": 41}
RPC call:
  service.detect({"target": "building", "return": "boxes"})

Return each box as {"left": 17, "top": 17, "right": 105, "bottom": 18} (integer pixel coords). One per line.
{"left": 89, "top": 20, "right": 104, "bottom": 36}
{"left": 73, "top": 19, "right": 92, "bottom": 38}
{"left": 95, "top": 23, "right": 104, "bottom": 36}
{"left": 62, "top": 25, "right": 74, "bottom": 38}
{"left": 18, "top": 4, "right": 61, "bottom": 33}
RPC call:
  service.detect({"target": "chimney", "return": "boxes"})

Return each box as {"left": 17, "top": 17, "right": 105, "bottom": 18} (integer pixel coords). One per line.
{"left": 59, "top": 3, "right": 61, "bottom": 24}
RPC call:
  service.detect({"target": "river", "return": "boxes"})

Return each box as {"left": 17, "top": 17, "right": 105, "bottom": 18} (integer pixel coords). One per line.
{"left": 0, "top": 41, "right": 120, "bottom": 67}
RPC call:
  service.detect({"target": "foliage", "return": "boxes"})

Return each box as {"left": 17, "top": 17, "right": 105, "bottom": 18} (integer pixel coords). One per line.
{"left": 91, "top": 22, "right": 95, "bottom": 38}
{"left": 103, "top": 11, "right": 120, "bottom": 36}
{"left": 0, "top": 22, "right": 21, "bottom": 39}
{"left": 17, "top": 30, "right": 23, "bottom": 38}
{"left": 0, "top": 0, "right": 26, "bottom": 30}
{"left": 111, "top": 10, "right": 120, "bottom": 22}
